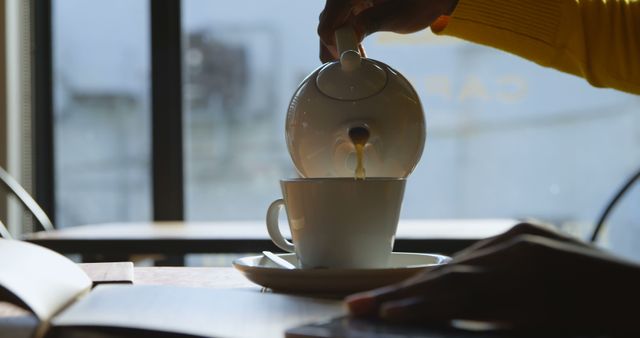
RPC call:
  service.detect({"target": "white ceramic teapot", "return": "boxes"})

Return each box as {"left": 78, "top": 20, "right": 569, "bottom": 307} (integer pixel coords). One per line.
{"left": 286, "top": 27, "right": 426, "bottom": 178}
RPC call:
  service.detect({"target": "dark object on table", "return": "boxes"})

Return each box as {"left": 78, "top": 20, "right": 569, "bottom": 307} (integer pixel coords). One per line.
{"left": 286, "top": 316, "right": 630, "bottom": 338}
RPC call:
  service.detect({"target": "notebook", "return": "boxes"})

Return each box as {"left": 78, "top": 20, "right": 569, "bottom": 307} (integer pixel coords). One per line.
{"left": 0, "top": 239, "right": 344, "bottom": 338}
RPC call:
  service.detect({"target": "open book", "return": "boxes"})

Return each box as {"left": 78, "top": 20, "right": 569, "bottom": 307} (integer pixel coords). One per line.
{"left": 0, "top": 239, "right": 343, "bottom": 338}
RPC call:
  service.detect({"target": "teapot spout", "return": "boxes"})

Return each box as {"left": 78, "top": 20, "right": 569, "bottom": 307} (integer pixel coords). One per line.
{"left": 348, "top": 125, "right": 370, "bottom": 146}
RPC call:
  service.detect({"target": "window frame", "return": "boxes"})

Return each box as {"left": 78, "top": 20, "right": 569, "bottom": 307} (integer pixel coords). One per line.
{"left": 33, "top": 0, "right": 186, "bottom": 224}
{"left": 33, "top": 0, "right": 55, "bottom": 222}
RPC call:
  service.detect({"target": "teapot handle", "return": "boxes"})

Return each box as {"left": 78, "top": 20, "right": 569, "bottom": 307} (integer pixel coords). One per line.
{"left": 335, "top": 26, "right": 362, "bottom": 71}
{"left": 335, "top": 26, "right": 359, "bottom": 55}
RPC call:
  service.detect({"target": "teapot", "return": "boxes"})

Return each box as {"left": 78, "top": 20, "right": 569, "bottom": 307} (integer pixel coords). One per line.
{"left": 286, "top": 27, "right": 426, "bottom": 178}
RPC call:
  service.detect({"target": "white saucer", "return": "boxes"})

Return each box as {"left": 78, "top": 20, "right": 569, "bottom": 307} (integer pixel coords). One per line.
{"left": 232, "top": 252, "right": 450, "bottom": 295}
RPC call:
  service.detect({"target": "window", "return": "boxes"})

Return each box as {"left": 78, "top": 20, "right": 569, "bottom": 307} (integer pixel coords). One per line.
{"left": 182, "top": 2, "right": 638, "bottom": 220}
{"left": 52, "top": 0, "right": 151, "bottom": 227}
{"left": 182, "top": 0, "right": 312, "bottom": 220}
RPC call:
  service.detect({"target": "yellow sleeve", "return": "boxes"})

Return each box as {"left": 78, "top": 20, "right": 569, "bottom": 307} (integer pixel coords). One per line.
{"left": 432, "top": 0, "right": 640, "bottom": 95}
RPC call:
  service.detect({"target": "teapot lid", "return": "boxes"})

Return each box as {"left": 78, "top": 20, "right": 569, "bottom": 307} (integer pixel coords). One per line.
{"left": 316, "top": 52, "right": 387, "bottom": 100}
{"left": 315, "top": 27, "right": 387, "bottom": 100}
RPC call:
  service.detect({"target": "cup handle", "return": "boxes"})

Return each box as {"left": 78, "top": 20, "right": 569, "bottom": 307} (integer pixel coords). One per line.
{"left": 266, "top": 199, "right": 295, "bottom": 253}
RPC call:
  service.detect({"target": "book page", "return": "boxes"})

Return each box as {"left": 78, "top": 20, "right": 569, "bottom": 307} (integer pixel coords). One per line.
{"left": 0, "top": 239, "right": 92, "bottom": 322}
{"left": 52, "top": 285, "right": 345, "bottom": 338}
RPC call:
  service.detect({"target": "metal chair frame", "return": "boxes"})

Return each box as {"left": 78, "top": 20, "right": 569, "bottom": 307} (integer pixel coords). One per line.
{"left": 0, "top": 220, "right": 11, "bottom": 239}
{"left": 0, "top": 166, "right": 54, "bottom": 233}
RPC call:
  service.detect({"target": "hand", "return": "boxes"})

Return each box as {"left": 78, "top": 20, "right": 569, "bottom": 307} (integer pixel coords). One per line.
{"left": 318, "top": 0, "right": 459, "bottom": 62}
{"left": 346, "top": 222, "right": 640, "bottom": 332}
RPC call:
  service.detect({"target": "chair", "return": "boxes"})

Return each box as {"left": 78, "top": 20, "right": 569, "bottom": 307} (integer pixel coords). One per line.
{"left": 0, "top": 166, "right": 54, "bottom": 235}
{"left": 0, "top": 167, "right": 176, "bottom": 265}
{"left": 0, "top": 220, "right": 11, "bottom": 239}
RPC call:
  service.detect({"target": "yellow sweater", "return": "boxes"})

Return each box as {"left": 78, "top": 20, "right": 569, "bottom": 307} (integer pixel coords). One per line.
{"left": 433, "top": 0, "right": 640, "bottom": 95}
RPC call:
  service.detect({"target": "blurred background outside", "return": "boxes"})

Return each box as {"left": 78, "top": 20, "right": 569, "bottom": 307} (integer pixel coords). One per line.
{"left": 52, "top": 0, "right": 640, "bottom": 262}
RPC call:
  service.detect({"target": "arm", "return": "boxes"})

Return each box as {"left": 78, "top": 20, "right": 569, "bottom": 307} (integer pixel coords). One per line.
{"left": 434, "top": 0, "right": 640, "bottom": 94}
{"left": 319, "top": 0, "right": 640, "bottom": 95}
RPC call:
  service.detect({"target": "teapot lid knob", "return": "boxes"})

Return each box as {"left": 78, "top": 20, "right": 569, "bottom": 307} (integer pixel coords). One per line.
{"left": 316, "top": 27, "right": 387, "bottom": 100}
{"left": 340, "top": 50, "right": 361, "bottom": 71}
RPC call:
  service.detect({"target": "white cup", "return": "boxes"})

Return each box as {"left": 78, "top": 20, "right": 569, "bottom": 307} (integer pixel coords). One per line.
{"left": 266, "top": 178, "right": 406, "bottom": 269}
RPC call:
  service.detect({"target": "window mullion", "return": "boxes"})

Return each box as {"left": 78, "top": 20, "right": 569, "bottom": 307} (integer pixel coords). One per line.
{"left": 33, "top": 0, "right": 55, "bottom": 224}
{"left": 150, "top": 0, "right": 184, "bottom": 221}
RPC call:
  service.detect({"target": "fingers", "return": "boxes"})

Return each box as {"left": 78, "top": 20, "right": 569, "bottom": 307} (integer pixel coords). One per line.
{"left": 354, "top": 0, "right": 445, "bottom": 36}
{"left": 378, "top": 288, "right": 547, "bottom": 326}
{"left": 347, "top": 236, "right": 560, "bottom": 319}
{"left": 378, "top": 268, "right": 486, "bottom": 322}
{"left": 347, "top": 265, "right": 537, "bottom": 323}
{"left": 317, "top": 0, "right": 448, "bottom": 62}
{"left": 319, "top": 40, "right": 337, "bottom": 63}
{"left": 352, "top": 1, "right": 402, "bottom": 36}
{"left": 347, "top": 259, "right": 549, "bottom": 325}
{"left": 453, "top": 222, "right": 584, "bottom": 260}
{"left": 318, "top": 0, "right": 357, "bottom": 48}
{"left": 380, "top": 296, "right": 458, "bottom": 323}
{"left": 457, "top": 222, "right": 551, "bottom": 256}
{"left": 318, "top": 0, "right": 374, "bottom": 62}
{"left": 347, "top": 233, "right": 635, "bottom": 329}
{"left": 346, "top": 265, "right": 484, "bottom": 317}
{"left": 453, "top": 231, "right": 598, "bottom": 270}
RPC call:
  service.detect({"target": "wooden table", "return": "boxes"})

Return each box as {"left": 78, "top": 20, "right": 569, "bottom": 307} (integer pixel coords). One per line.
{"left": 134, "top": 266, "right": 260, "bottom": 289}
{"left": 23, "top": 219, "right": 518, "bottom": 261}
